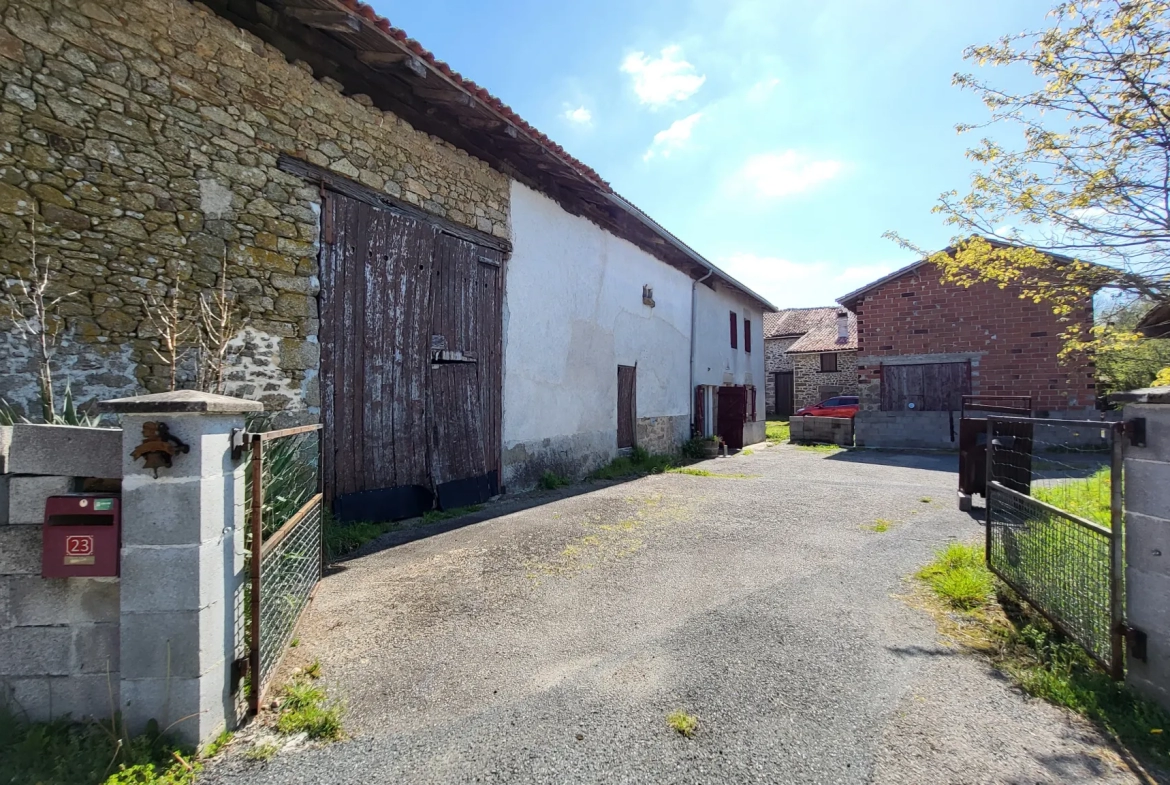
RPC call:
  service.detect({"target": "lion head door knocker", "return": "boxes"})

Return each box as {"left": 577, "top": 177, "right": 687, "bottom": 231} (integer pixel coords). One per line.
{"left": 131, "top": 422, "right": 190, "bottom": 478}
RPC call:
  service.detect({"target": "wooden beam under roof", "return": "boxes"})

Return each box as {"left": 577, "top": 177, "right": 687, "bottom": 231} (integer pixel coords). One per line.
{"left": 285, "top": 6, "right": 360, "bottom": 32}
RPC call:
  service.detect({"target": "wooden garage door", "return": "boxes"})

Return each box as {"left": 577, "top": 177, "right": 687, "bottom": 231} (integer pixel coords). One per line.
{"left": 319, "top": 191, "right": 503, "bottom": 518}
{"left": 880, "top": 362, "right": 971, "bottom": 412}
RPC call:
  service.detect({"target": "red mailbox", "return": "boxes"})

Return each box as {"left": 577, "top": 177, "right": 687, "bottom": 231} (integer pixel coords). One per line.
{"left": 42, "top": 495, "right": 120, "bottom": 578}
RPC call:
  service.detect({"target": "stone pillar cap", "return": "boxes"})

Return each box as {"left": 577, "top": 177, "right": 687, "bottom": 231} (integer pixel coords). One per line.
{"left": 99, "top": 390, "right": 264, "bottom": 414}
{"left": 1108, "top": 387, "right": 1170, "bottom": 405}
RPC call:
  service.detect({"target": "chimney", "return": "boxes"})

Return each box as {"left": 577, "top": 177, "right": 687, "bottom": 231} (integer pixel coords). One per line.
{"left": 837, "top": 310, "right": 849, "bottom": 341}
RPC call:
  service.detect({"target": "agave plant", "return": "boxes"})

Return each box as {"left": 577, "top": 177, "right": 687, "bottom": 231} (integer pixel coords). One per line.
{"left": 0, "top": 384, "right": 101, "bottom": 427}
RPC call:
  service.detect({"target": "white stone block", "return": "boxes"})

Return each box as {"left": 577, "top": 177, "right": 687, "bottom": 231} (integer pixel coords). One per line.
{"left": 4, "top": 475, "right": 74, "bottom": 525}
{"left": 6, "top": 424, "right": 121, "bottom": 479}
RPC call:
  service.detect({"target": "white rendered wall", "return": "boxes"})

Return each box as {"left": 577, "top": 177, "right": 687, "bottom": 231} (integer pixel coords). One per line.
{"left": 693, "top": 281, "right": 767, "bottom": 442}
{"left": 502, "top": 181, "right": 693, "bottom": 488}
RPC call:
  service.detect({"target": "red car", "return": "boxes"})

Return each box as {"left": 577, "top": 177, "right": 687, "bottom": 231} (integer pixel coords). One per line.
{"left": 795, "top": 395, "right": 860, "bottom": 418}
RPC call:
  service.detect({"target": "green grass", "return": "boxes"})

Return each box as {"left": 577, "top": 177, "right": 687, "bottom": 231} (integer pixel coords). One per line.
{"left": 200, "top": 729, "right": 233, "bottom": 759}
{"left": 919, "top": 496, "right": 932, "bottom": 504}
{"left": 765, "top": 417, "right": 790, "bottom": 443}
{"left": 665, "top": 710, "right": 699, "bottom": 738}
{"left": 421, "top": 504, "right": 484, "bottom": 524}
{"left": 244, "top": 741, "right": 280, "bottom": 762}
{"left": 796, "top": 442, "right": 842, "bottom": 453}
{"left": 915, "top": 544, "right": 1170, "bottom": 770}
{"left": 666, "top": 467, "right": 750, "bottom": 479}
{"left": 741, "top": 448, "right": 754, "bottom": 456}
{"left": 589, "top": 447, "right": 681, "bottom": 480}
{"left": 1032, "top": 466, "right": 1112, "bottom": 527}
{"left": 324, "top": 505, "right": 483, "bottom": 559}
{"left": 869, "top": 518, "right": 892, "bottom": 533}
{"left": 538, "top": 471, "right": 571, "bottom": 490}
{"left": 275, "top": 679, "right": 343, "bottom": 741}
{"left": 0, "top": 712, "right": 199, "bottom": 785}
{"left": 916, "top": 543, "right": 993, "bottom": 610}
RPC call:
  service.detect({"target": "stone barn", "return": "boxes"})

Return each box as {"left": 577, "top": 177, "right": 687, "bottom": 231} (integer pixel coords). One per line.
{"left": 0, "top": 0, "right": 772, "bottom": 514}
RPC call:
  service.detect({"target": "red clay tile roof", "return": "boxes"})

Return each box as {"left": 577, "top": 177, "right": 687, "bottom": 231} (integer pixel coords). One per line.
{"left": 763, "top": 307, "right": 839, "bottom": 339}
{"left": 337, "top": 0, "right": 609, "bottom": 190}
{"left": 785, "top": 309, "right": 857, "bottom": 353}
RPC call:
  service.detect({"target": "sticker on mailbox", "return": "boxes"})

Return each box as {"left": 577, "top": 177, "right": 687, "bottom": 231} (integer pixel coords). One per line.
{"left": 64, "top": 534, "right": 95, "bottom": 566}
{"left": 94, "top": 498, "right": 114, "bottom": 511}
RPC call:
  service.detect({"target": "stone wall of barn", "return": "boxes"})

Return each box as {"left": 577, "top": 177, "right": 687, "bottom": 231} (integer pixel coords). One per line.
{"left": 0, "top": 0, "right": 509, "bottom": 417}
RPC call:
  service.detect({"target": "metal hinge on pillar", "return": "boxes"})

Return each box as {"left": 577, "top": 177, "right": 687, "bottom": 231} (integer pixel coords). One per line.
{"left": 1125, "top": 417, "right": 1147, "bottom": 448}
{"left": 231, "top": 656, "right": 250, "bottom": 695}
{"left": 1121, "top": 624, "right": 1148, "bottom": 662}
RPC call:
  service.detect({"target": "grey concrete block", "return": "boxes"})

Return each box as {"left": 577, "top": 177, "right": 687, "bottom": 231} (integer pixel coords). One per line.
{"left": 9, "top": 576, "right": 119, "bottom": 626}
{"left": 1126, "top": 569, "right": 1170, "bottom": 635}
{"left": 120, "top": 604, "right": 227, "bottom": 681}
{"left": 0, "top": 526, "right": 42, "bottom": 575}
{"left": 119, "top": 476, "right": 231, "bottom": 546}
{"left": 1126, "top": 511, "right": 1170, "bottom": 578}
{"left": 119, "top": 413, "right": 242, "bottom": 483}
{"left": 74, "top": 623, "right": 119, "bottom": 674}
{"left": 0, "top": 427, "right": 12, "bottom": 474}
{"left": 1124, "top": 457, "right": 1170, "bottom": 519}
{"left": 7, "top": 424, "right": 122, "bottom": 479}
{"left": 3, "top": 673, "right": 120, "bottom": 724}
{"left": 0, "top": 578, "right": 9, "bottom": 630}
{"left": 119, "top": 543, "right": 224, "bottom": 613}
{"left": 4, "top": 475, "right": 75, "bottom": 525}
{"left": 1128, "top": 668, "right": 1170, "bottom": 715}
{"left": 120, "top": 675, "right": 226, "bottom": 746}
{"left": 1123, "top": 403, "right": 1170, "bottom": 464}
{"left": 0, "top": 626, "right": 72, "bottom": 676}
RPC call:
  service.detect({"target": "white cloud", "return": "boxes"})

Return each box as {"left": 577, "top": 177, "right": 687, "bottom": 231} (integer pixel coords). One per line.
{"left": 643, "top": 112, "right": 703, "bottom": 162}
{"left": 730, "top": 150, "right": 845, "bottom": 199}
{"left": 621, "top": 45, "right": 706, "bottom": 108}
{"left": 745, "top": 77, "right": 780, "bottom": 102}
{"left": 716, "top": 254, "right": 899, "bottom": 308}
{"left": 563, "top": 105, "right": 592, "bottom": 125}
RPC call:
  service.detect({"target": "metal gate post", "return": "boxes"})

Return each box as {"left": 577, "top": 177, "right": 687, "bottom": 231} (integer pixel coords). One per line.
{"left": 1109, "top": 420, "right": 1126, "bottom": 680}
{"left": 248, "top": 434, "right": 263, "bottom": 715}
{"left": 984, "top": 417, "right": 995, "bottom": 562}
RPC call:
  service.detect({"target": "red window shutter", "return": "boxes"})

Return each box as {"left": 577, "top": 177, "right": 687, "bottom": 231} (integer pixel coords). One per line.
{"left": 730, "top": 312, "right": 738, "bottom": 349}
{"left": 745, "top": 320, "right": 752, "bottom": 353}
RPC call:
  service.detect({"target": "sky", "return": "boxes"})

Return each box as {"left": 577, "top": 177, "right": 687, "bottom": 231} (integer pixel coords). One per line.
{"left": 369, "top": 0, "right": 1052, "bottom": 310}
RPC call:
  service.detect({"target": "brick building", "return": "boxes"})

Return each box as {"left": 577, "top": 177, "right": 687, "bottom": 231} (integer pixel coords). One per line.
{"left": 763, "top": 307, "right": 857, "bottom": 416}
{"left": 837, "top": 251, "right": 1096, "bottom": 448}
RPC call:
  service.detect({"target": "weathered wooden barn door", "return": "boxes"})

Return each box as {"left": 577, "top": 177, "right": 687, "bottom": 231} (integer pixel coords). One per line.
{"left": 617, "top": 365, "right": 637, "bottom": 449}
{"left": 717, "top": 386, "right": 746, "bottom": 449}
{"left": 427, "top": 233, "right": 503, "bottom": 509}
{"left": 319, "top": 191, "right": 503, "bottom": 520}
{"left": 880, "top": 362, "right": 971, "bottom": 411}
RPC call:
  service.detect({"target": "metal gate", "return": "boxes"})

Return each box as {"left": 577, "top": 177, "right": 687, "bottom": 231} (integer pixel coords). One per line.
{"left": 984, "top": 416, "right": 1125, "bottom": 678}
{"left": 243, "top": 423, "right": 324, "bottom": 714}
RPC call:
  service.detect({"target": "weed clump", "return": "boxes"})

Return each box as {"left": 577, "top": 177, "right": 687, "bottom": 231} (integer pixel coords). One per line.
{"left": 275, "top": 678, "right": 343, "bottom": 741}
{"left": 916, "top": 543, "right": 993, "bottom": 610}
{"left": 539, "top": 471, "right": 571, "bottom": 490}
{"left": 665, "top": 710, "right": 699, "bottom": 738}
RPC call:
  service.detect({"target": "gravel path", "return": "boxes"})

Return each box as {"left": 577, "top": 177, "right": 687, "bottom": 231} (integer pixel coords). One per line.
{"left": 203, "top": 444, "right": 1149, "bottom": 784}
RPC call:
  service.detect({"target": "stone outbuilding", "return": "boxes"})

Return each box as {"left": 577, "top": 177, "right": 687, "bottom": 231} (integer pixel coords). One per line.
{"left": 0, "top": 0, "right": 772, "bottom": 516}
{"left": 763, "top": 307, "right": 857, "bottom": 416}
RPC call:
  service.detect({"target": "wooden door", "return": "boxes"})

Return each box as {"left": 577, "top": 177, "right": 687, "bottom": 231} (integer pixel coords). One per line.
{"left": 428, "top": 233, "right": 503, "bottom": 508}
{"left": 880, "top": 362, "right": 970, "bottom": 412}
{"left": 617, "top": 365, "right": 636, "bottom": 449}
{"left": 717, "top": 386, "right": 746, "bottom": 449}
{"left": 774, "top": 372, "right": 794, "bottom": 418}
{"left": 320, "top": 192, "right": 503, "bottom": 519}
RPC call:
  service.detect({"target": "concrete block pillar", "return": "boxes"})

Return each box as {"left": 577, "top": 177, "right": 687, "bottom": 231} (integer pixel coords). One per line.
{"left": 99, "top": 391, "right": 262, "bottom": 746}
{"left": 1113, "top": 387, "right": 1170, "bottom": 713}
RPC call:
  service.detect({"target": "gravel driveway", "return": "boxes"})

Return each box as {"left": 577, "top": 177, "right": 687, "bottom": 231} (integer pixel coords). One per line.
{"left": 203, "top": 444, "right": 1147, "bottom": 784}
